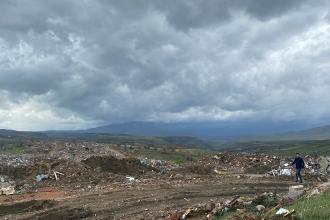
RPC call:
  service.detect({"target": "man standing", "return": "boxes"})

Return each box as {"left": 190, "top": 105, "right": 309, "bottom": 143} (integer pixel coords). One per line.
{"left": 291, "top": 153, "right": 305, "bottom": 183}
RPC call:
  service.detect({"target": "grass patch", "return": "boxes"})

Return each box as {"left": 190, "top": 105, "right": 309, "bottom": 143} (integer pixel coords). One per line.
{"left": 132, "top": 147, "right": 214, "bottom": 164}
{"left": 289, "top": 190, "right": 330, "bottom": 220}
{"left": 173, "top": 157, "right": 185, "bottom": 165}
{"left": 0, "top": 143, "right": 26, "bottom": 154}
{"left": 214, "top": 208, "right": 237, "bottom": 220}
{"left": 227, "top": 140, "right": 330, "bottom": 156}
{"left": 214, "top": 191, "right": 330, "bottom": 220}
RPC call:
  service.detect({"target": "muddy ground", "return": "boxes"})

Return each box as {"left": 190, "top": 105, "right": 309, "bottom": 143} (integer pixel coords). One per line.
{"left": 0, "top": 176, "right": 296, "bottom": 220}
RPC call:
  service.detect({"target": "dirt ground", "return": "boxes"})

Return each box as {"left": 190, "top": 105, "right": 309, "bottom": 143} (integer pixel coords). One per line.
{"left": 0, "top": 175, "right": 296, "bottom": 220}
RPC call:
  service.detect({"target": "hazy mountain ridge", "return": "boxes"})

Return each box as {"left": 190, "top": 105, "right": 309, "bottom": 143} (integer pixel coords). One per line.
{"left": 246, "top": 125, "right": 330, "bottom": 141}
{"left": 2, "top": 123, "right": 330, "bottom": 142}
{"left": 83, "top": 121, "right": 310, "bottom": 140}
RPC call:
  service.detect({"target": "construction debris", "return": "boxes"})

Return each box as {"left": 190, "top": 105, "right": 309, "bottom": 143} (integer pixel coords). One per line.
{"left": 126, "top": 176, "right": 135, "bottom": 181}
{"left": 308, "top": 188, "right": 320, "bottom": 197}
{"left": 276, "top": 208, "right": 289, "bottom": 215}
{"left": 0, "top": 185, "right": 15, "bottom": 195}
{"left": 228, "top": 195, "right": 240, "bottom": 206}
{"left": 318, "top": 156, "right": 330, "bottom": 174}
{"left": 36, "top": 174, "right": 48, "bottom": 182}
{"left": 283, "top": 209, "right": 296, "bottom": 217}
{"left": 53, "top": 171, "right": 64, "bottom": 181}
{"left": 255, "top": 204, "right": 265, "bottom": 211}
{"left": 0, "top": 175, "right": 16, "bottom": 195}
{"left": 288, "top": 185, "right": 305, "bottom": 199}
{"left": 279, "top": 168, "right": 291, "bottom": 176}
{"left": 181, "top": 208, "right": 192, "bottom": 219}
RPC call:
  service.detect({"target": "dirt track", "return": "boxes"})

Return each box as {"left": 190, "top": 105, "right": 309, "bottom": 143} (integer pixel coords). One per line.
{"left": 0, "top": 176, "right": 295, "bottom": 220}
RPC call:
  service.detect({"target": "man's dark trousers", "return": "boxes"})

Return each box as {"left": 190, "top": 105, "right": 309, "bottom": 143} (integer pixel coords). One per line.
{"left": 296, "top": 168, "right": 302, "bottom": 183}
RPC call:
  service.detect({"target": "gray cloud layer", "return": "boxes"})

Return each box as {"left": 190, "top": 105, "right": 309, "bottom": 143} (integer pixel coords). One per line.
{"left": 1, "top": 0, "right": 330, "bottom": 130}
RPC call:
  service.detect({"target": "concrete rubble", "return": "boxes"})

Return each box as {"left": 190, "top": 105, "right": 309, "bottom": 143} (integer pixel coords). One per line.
{"left": 255, "top": 204, "right": 265, "bottom": 211}
{"left": 288, "top": 185, "right": 305, "bottom": 199}
{"left": 0, "top": 175, "right": 15, "bottom": 195}
{"left": 36, "top": 174, "right": 49, "bottom": 182}
{"left": 139, "top": 158, "right": 178, "bottom": 173}
{"left": 276, "top": 207, "right": 289, "bottom": 215}
{"left": 318, "top": 156, "right": 330, "bottom": 174}
{"left": 279, "top": 168, "right": 291, "bottom": 176}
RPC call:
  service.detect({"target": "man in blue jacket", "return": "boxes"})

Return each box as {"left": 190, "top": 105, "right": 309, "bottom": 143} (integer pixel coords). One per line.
{"left": 291, "top": 153, "right": 305, "bottom": 183}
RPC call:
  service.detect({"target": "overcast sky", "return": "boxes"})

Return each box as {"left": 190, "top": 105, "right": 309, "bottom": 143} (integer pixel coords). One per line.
{"left": 1, "top": 0, "right": 330, "bottom": 131}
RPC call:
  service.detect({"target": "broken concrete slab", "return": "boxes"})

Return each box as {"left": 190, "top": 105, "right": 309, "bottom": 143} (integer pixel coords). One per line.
{"left": 318, "top": 156, "right": 330, "bottom": 174}
{"left": 288, "top": 185, "right": 304, "bottom": 199}
{"left": 256, "top": 205, "right": 265, "bottom": 211}
{"left": 0, "top": 185, "right": 15, "bottom": 195}
{"left": 280, "top": 168, "right": 291, "bottom": 176}
{"left": 276, "top": 208, "right": 289, "bottom": 215}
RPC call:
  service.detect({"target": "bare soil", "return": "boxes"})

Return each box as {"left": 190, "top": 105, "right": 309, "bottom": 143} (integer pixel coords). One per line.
{"left": 0, "top": 176, "right": 295, "bottom": 220}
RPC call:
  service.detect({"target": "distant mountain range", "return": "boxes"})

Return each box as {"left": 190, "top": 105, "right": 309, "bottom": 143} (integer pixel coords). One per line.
{"left": 2, "top": 122, "right": 330, "bottom": 142}
{"left": 256, "top": 125, "right": 330, "bottom": 141}
{"left": 82, "top": 121, "right": 330, "bottom": 141}
{"left": 83, "top": 122, "right": 330, "bottom": 141}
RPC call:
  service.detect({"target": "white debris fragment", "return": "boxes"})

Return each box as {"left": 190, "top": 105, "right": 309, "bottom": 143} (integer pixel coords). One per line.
{"left": 36, "top": 174, "right": 49, "bottom": 182}
{"left": 126, "top": 176, "right": 135, "bottom": 181}
{"left": 256, "top": 205, "right": 265, "bottom": 211}
{"left": 280, "top": 168, "right": 291, "bottom": 176}
{"left": 0, "top": 185, "right": 15, "bottom": 195}
{"left": 276, "top": 208, "right": 289, "bottom": 215}
{"left": 53, "top": 171, "right": 64, "bottom": 181}
{"left": 288, "top": 185, "right": 304, "bottom": 199}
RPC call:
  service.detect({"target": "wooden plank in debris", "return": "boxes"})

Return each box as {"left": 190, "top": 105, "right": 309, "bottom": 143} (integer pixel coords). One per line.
{"left": 229, "top": 195, "right": 240, "bottom": 206}
{"left": 53, "top": 171, "right": 65, "bottom": 181}
{"left": 181, "top": 208, "right": 192, "bottom": 219}
{"left": 283, "top": 209, "right": 295, "bottom": 217}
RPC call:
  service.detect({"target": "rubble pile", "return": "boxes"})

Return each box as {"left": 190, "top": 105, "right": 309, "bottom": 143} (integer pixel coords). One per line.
{"left": 24, "top": 141, "right": 126, "bottom": 161}
{"left": 204, "top": 153, "right": 330, "bottom": 178}
{"left": 170, "top": 183, "right": 329, "bottom": 220}
{"left": 170, "top": 192, "right": 281, "bottom": 220}
{"left": 0, "top": 141, "right": 137, "bottom": 189}
{"left": 139, "top": 158, "right": 178, "bottom": 173}
{"left": 267, "top": 155, "right": 330, "bottom": 179}
{"left": 0, "top": 175, "right": 15, "bottom": 195}
{"left": 196, "top": 153, "right": 281, "bottom": 174}
{"left": 82, "top": 156, "right": 154, "bottom": 175}
{"left": 170, "top": 195, "right": 243, "bottom": 220}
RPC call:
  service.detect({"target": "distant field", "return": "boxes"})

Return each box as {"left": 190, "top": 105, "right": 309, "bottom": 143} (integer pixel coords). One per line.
{"left": 225, "top": 140, "right": 330, "bottom": 156}
{"left": 131, "top": 147, "right": 214, "bottom": 164}
{"left": 1, "top": 129, "right": 330, "bottom": 156}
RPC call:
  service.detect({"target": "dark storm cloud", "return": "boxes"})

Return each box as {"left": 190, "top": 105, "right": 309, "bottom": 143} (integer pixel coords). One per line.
{"left": 0, "top": 0, "right": 330, "bottom": 130}
{"left": 155, "top": 0, "right": 307, "bottom": 31}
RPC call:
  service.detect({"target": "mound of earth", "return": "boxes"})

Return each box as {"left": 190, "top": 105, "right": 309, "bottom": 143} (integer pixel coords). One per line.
{"left": 82, "top": 156, "right": 153, "bottom": 176}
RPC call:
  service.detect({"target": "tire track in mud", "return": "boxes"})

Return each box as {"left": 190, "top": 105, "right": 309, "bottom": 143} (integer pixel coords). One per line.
{"left": 2, "top": 180, "right": 294, "bottom": 220}
{"left": 40, "top": 181, "right": 292, "bottom": 219}
{"left": 92, "top": 183, "right": 291, "bottom": 218}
